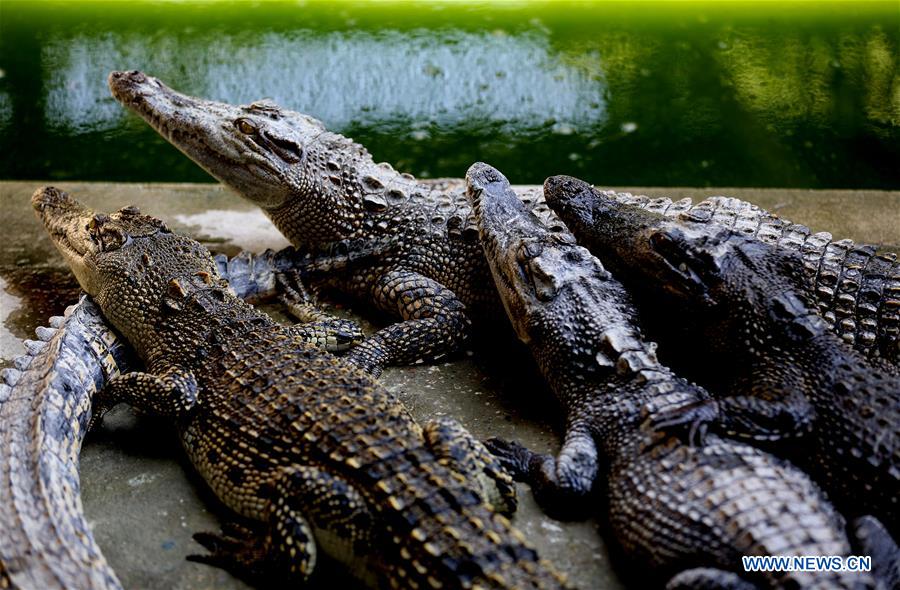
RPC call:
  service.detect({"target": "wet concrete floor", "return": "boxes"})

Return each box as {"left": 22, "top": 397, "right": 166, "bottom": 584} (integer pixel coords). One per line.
{"left": 1, "top": 181, "right": 898, "bottom": 589}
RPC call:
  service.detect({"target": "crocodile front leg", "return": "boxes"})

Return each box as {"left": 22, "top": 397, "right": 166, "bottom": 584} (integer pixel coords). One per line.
{"left": 277, "top": 270, "right": 365, "bottom": 353}
{"left": 277, "top": 269, "right": 333, "bottom": 322}
{"left": 714, "top": 369, "right": 817, "bottom": 443}
{"left": 287, "top": 320, "right": 364, "bottom": 353}
{"left": 345, "top": 268, "right": 471, "bottom": 376}
{"left": 216, "top": 252, "right": 468, "bottom": 371}
{"left": 485, "top": 421, "right": 599, "bottom": 519}
{"left": 210, "top": 252, "right": 366, "bottom": 354}
{"left": 89, "top": 366, "right": 198, "bottom": 430}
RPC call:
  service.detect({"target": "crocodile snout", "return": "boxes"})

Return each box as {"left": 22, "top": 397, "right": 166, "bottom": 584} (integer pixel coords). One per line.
{"left": 543, "top": 175, "right": 587, "bottom": 208}
{"left": 31, "top": 186, "right": 77, "bottom": 212}
{"left": 107, "top": 70, "right": 163, "bottom": 101}
{"left": 108, "top": 70, "right": 149, "bottom": 85}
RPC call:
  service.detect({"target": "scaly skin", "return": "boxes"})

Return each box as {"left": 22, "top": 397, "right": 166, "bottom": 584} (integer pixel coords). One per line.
{"left": 107, "top": 71, "right": 898, "bottom": 371}
{"left": 544, "top": 175, "right": 900, "bottom": 537}
{"left": 593, "top": 190, "right": 900, "bottom": 367}
{"left": 32, "top": 186, "right": 568, "bottom": 590}
{"left": 465, "top": 163, "right": 886, "bottom": 590}
{"left": 0, "top": 250, "right": 366, "bottom": 590}
{"left": 0, "top": 296, "right": 129, "bottom": 590}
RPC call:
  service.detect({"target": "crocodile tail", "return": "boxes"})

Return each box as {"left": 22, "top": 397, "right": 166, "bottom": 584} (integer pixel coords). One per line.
{"left": 0, "top": 297, "right": 128, "bottom": 590}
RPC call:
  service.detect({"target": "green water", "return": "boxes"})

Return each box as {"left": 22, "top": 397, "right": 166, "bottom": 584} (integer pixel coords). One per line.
{"left": 0, "top": 1, "right": 898, "bottom": 188}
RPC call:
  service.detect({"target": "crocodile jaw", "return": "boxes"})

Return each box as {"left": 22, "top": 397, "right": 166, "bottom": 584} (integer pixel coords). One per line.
{"left": 32, "top": 186, "right": 98, "bottom": 293}
{"left": 467, "top": 163, "right": 604, "bottom": 345}
{"left": 543, "top": 174, "right": 673, "bottom": 282}
{"left": 108, "top": 70, "right": 296, "bottom": 208}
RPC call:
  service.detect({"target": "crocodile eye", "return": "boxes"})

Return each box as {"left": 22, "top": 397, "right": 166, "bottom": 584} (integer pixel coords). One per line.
{"left": 98, "top": 227, "right": 131, "bottom": 252}
{"left": 87, "top": 214, "right": 109, "bottom": 241}
{"left": 236, "top": 119, "right": 257, "bottom": 135}
{"left": 517, "top": 240, "right": 543, "bottom": 262}
{"left": 649, "top": 229, "right": 676, "bottom": 253}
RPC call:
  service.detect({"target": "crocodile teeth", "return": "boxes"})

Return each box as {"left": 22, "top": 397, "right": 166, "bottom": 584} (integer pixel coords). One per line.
{"left": 35, "top": 326, "right": 56, "bottom": 341}
{"left": 1, "top": 368, "right": 22, "bottom": 386}
{"left": 14, "top": 355, "right": 32, "bottom": 371}
{"left": 24, "top": 339, "right": 48, "bottom": 355}
{"left": 48, "top": 315, "right": 65, "bottom": 328}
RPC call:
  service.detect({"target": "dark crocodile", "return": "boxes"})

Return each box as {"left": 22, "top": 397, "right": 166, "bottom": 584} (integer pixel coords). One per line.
{"left": 544, "top": 175, "right": 900, "bottom": 536}
{"left": 588, "top": 190, "right": 900, "bottom": 366}
{"left": 32, "top": 186, "right": 569, "bottom": 589}
{"left": 464, "top": 162, "right": 892, "bottom": 590}
{"left": 0, "top": 296, "right": 129, "bottom": 590}
{"left": 108, "top": 71, "right": 898, "bottom": 372}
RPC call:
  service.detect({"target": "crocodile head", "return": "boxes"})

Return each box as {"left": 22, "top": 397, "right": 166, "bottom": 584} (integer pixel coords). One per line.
{"left": 108, "top": 70, "right": 375, "bottom": 245}
{"left": 33, "top": 186, "right": 220, "bottom": 345}
{"left": 543, "top": 176, "right": 667, "bottom": 270}
{"left": 543, "top": 174, "right": 713, "bottom": 301}
{"left": 545, "top": 175, "right": 826, "bottom": 349}
{"left": 635, "top": 222, "right": 828, "bottom": 346}
{"left": 466, "top": 163, "right": 610, "bottom": 346}
{"left": 471, "top": 165, "right": 718, "bottom": 448}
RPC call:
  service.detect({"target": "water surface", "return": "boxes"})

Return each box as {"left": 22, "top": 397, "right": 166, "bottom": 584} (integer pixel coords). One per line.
{"left": 1, "top": 1, "right": 898, "bottom": 188}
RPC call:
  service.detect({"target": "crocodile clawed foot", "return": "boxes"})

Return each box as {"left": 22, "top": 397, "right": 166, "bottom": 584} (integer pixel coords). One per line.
{"left": 86, "top": 400, "right": 113, "bottom": 434}
{"left": 275, "top": 269, "right": 326, "bottom": 324}
{"left": 188, "top": 522, "right": 270, "bottom": 582}
{"left": 275, "top": 268, "right": 316, "bottom": 302}
{"left": 483, "top": 437, "right": 536, "bottom": 481}
{"left": 485, "top": 435, "right": 597, "bottom": 520}
{"left": 642, "top": 399, "right": 719, "bottom": 447}
{"left": 86, "top": 412, "right": 106, "bottom": 434}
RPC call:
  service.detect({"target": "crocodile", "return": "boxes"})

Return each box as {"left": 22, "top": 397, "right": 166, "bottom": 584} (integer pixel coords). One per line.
{"left": 464, "top": 162, "right": 893, "bottom": 590}
{"left": 32, "top": 185, "right": 569, "bottom": 589}
{"left": 0, "top": 245, "right": 370, "bottom": 590}
{"left": 0, "top": 297, "right": 129, "bottom": 590}
{"left": 108, "top": 70, "right": 899, "bottom": 370}
{"left": 575, "top": 190, "right": 900, "bottom": 367}
{"left": 543, "top": 174, "right": 900, "bottom": 536}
